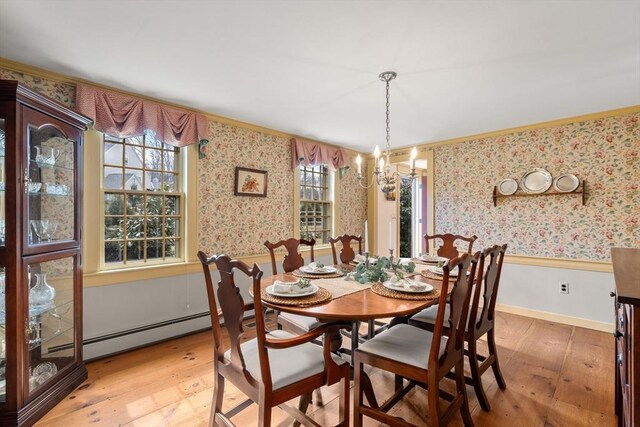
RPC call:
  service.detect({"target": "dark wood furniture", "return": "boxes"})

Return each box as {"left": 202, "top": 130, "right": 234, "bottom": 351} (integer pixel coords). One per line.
{"left": 353, "top": 253, "right": 479, "bottom": 427}
{"left": 612, "top": 247, "right": 640, "bottom": 427}
{"left": 264, "top": 238, "right": 320, "bottom": 334}
{"left": 264, "top": 238, "right": 315, "bottom": 275}
{"left": 492, "top": 180, "right": 586, "bottom": 206}
{"left": 329, "top": 234, "right": 362, "bottom": 265}
{"left": 425, "top": 233, "right": 477, "bottom": 259}
{"left": 197, "top": 252, "right": 350, "bottom": 427}
{"left": 0, "top": 80, "right": 91, "bottom": 426}
{"left": 409, "top": 244, "right": 508, "bottom": 411}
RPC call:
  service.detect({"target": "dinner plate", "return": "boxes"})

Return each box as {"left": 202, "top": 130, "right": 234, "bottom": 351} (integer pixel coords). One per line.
{"left": 520, "top": 168, "right": 552, "bottom": 194}
{"left": 496, "top": 178, "right": 518, "bottom": 195}
{"left": 419, "top": 254, "right": 449, "bottom": 263}
{"left": 383, "top": 280, "right": 434, "bottom": 294}
{"left": 430, "top": 266, "right": 462, "bottom": 277}
{"left": 553, "top": 173, "right": 580, "bottom": 192}
{"left": 299, "top": 265, "right": 338, "bottom": 274}
{"left": 266, "top": 284, "right": 319, "bottom": 298}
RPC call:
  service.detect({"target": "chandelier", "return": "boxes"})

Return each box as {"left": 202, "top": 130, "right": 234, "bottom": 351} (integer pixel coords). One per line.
{"left": 356, "top": 71, "right": 417, "bottom": 194}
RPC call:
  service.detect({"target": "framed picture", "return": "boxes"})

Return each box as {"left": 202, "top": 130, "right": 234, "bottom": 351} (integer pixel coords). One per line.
{"left": 234, "top": 167, "right": 268, "bottom": 197}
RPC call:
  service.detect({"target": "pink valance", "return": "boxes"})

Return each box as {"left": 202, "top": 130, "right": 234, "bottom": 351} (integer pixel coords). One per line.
{"left": 291, "top": 138, "right": 351, "bottom": 171}
{"left": 75, "top": 84, "right": 208, "bottom": 147}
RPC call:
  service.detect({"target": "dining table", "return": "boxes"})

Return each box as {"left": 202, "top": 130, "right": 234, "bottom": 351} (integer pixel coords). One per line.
{"left": 254, "top": 262, "right": 447, "bottom": 354}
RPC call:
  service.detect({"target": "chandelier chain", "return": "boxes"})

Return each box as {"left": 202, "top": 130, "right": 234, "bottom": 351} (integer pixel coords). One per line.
{"left": 385, "top": 78, "right": 391, "bottom": 153}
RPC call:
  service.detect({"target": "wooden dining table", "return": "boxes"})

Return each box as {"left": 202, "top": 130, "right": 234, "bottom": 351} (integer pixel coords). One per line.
{"left": 254, "top": 265, "right": 446, "bottom": 353}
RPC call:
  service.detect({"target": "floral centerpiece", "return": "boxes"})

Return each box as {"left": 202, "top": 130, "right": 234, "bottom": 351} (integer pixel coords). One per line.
{"left": 348, "top": 256, "right": 415, "bottom": 284}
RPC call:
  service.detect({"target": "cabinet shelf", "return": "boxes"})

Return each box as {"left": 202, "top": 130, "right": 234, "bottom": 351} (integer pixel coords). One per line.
{"left": 30, "top": 159, "right": 74, "bottom": 172}
{"left": 492, "top": 180, "right": 586, "bottom": 207}
{"left": 28, "top": 192, "right": 72, "bottom": 198}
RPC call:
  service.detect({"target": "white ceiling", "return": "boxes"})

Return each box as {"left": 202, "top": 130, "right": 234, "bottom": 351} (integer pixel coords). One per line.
{"left": 0, "top": 1, "right": 639, "bottom": 153}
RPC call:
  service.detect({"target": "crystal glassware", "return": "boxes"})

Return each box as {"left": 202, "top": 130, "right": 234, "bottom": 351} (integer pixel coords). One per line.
{"left": 29, "top": 273, "right": 56, "bottom": 310}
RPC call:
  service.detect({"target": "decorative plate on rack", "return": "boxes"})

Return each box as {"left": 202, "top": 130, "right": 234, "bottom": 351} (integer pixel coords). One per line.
{"left": 520, "top": 168, "right": 552, "bottom": 194}
{"left": 496, "top": 178, "right": 518, "bottom": 195}
{"left": 553, "top": 174, "right": 580, "bottom": 193}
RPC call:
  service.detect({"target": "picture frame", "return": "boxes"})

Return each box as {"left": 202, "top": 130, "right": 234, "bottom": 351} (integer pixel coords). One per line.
{"left": 234, "top": 167, "right": 268, "bottom": 197}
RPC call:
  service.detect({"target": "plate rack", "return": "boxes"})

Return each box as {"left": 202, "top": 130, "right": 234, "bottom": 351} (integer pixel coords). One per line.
{"left": 492, "top": 179, "right": 586, "bottom": 207}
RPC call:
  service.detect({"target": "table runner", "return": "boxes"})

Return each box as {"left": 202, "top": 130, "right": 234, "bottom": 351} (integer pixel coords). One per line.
{"left": 312, "top": 277, "right": 373, "bottom": 299}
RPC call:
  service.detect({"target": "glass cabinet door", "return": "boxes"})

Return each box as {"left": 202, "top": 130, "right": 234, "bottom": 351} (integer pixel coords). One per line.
{"left": 26, "top": 121, "right": 76, "bottom": 249}
{"left": 24, "top": 256, "right": 76, "bottom": 399}
{"left": 0, "top": 117, "right": 5, "bottom": 248}
{"left": 0, "top": 266, "right": 5, "bottom": 403}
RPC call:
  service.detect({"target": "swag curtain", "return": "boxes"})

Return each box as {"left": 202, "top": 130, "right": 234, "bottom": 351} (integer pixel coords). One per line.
{"left": 291, "top": 137, "right": 351, "bottom": 171}
{"left": 75, "top": 83, "right": 208, "bottom": 147}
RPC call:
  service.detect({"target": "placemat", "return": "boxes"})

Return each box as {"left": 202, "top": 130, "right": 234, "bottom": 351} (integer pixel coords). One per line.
{"left": 292, "top": 269, "right": 345, "bottom": 279}
{"left": 421, "top": 270, "right": 456, "bottom": 281}
{"left": 313, "top": 277, "right": 373, "bottom": 299}
{"left": 371, "top": 283, "right": 441, "bottom": 301}
{"left": 261, "top": 286, "right": 332, "bottom": 306}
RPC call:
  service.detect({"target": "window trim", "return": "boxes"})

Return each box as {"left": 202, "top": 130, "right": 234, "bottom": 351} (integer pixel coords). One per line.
{"left": 293, "top": 164, "right": 338, "bottom": 248}
{"left": 83, "top": 127, "right": 199, "bottom": 283}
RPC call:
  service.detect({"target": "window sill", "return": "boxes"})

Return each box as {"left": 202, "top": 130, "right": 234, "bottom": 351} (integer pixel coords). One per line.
{"left": 83, "top": 247, "right": 335, "bottom": 287}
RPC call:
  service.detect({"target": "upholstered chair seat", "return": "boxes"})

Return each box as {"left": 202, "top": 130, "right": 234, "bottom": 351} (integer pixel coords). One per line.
{"left": 224, "top": 329, "right": 347, "bottom": 391}
{"left": 356, "top": 324, "right": 447, "bottom": 370}
{"left": 278, "top": 312, "right": 324, "bottom": 331}
{"left": 410, "top": 304, "right": 482, "bottom": 332}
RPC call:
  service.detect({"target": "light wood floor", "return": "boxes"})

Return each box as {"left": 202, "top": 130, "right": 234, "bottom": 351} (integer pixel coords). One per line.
{"left": 36, "top": 312, "right": 615, "bottom": 426}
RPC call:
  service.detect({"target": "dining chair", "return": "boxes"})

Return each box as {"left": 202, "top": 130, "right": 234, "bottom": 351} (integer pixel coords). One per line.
{"left": 409, "top": 244, "right": 508, "bottom": 411}
{"left": 353, "top": 252, "right": 479, "bottom": 427}
{"left": 425, "top": 233, "right": 478, "bottom": 259}
{"left": 263, "top": 238, "right": 321, "bottom": 334}
{"left": 197, "top": 252, "right": 351, "bottom": 427}
{"left": 328, "top": 234, "right": 362, "bottom": 264}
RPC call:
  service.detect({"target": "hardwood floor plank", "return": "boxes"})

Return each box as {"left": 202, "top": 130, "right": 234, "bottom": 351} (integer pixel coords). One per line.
{"left": 34, "top": 313, "right": 615, "bottom": 427}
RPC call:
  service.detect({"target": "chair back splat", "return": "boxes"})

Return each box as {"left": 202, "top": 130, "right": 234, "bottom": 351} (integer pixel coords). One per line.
{"left": 424, "top": 233, "right": 477, "bottom": 259}
{"left": 329, "top": 234, "right": 362, "bottom": 264}
{"left": 433, "top": 252, "right": 480, "bottom": 372}
{"left": 264, "top": 238, "right": 315, "bottom": 274}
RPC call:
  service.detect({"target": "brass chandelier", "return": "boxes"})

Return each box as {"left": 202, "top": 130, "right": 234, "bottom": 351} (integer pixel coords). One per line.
{"left": 356, "top": 71, "right": 417, "bottom": 194}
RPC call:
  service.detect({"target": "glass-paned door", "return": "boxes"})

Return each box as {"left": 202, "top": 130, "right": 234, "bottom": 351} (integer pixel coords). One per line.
{"left": 25, "top": 255, "right": 76, "bottom": 399}
{"left": 25, "top": 115, "right": 77, "bottom": 251}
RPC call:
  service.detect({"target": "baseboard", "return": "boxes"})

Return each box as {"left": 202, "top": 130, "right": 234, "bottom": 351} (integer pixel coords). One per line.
{"left": 495, "top": 303, "right": 613, "bottom": 332}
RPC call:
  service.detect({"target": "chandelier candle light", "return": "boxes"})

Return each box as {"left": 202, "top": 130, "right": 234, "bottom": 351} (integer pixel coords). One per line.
{"left": 356, "top": 71, "right": 418, "bottom": 195}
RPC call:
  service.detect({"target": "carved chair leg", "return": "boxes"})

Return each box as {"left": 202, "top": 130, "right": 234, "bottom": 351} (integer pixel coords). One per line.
{"left": 427, "top": 374, "right": 442, "bottom": 427}
{"left": 488, "top": 328, "right": 507, "bottom": 389}
{"left": 210, "top": 373, "right": 225, "bottom": 427}
{"left": 455, "top": 359, "right": 474, "bottom": 427}
{"left": 467, "top": 339, "right": 491, "bottom": 411}
{"left": 293, "top": 393, "right": 312, "bottom": 427}
{"left": 353, "top": 358, "right": 364, "bottom": 427}
{"left": 258, "top": 393, "right": 272, "bottom": 427}
{"left": 339, "top": 376, "right": 350, "bottom": 426}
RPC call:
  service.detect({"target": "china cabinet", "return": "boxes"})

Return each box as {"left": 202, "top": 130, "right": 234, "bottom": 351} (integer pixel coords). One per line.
{"left": 0, "top": 80, "right": 91, "bottom": 426}
{"left": 612, "top": 248, "right": 640, "bottom": 427}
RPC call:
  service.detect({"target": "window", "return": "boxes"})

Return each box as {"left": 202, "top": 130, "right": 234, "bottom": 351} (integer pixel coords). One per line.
{"left": 102, "top": 131, "right": 182, "bottom": 265}
{"left": 299, "top": 165, "right": 333, "bottom": 244}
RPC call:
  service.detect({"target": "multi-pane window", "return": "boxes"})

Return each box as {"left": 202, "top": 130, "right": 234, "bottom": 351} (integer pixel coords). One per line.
{"left": 102, "top": 131, "right": 181, "bottom": 264}
{"left": 299, "top": 165, "right": 332, "bottom": 244}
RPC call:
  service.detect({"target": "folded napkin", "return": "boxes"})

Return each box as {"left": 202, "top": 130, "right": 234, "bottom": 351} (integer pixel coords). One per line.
{"left": 388, "top": 275, "right": 429, "bottom": 291}
{"left": 354, "top": 254, "right": 378, "bottom": 264}
{"left": 273, "top": 280, "right": 308, "bottom": 294}
{"left": 306, "top": 262, "right": 328, "bottom": 273}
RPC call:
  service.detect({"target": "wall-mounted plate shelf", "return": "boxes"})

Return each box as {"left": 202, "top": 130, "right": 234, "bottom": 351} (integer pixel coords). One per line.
{"left": 493, "top": 180, "right": 586, "bottom": 207}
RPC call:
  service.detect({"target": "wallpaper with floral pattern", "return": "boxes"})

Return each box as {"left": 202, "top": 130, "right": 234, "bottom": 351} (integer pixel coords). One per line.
{"left": 198, "top": 121, "right": 294, "bottom": 255}
{"left": 338, "top": 162, "right": 368, "bottom": 237}
{"left": 0, "top": 68, "right": 76, "bottom": 108}
{"left": 434, "top": 112, "right": 640, "bottom": 261}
